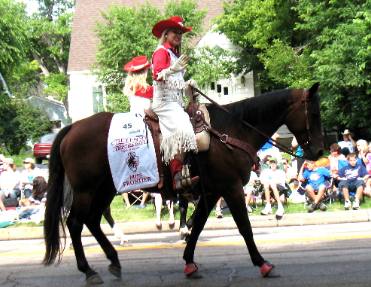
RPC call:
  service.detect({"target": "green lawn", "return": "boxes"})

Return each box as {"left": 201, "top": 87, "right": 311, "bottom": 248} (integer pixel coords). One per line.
{"left": 106, "top": 194, "right": 371, "bottom": 222}
{"left": 9, "top": 194, "right": 371, "bottom": 227}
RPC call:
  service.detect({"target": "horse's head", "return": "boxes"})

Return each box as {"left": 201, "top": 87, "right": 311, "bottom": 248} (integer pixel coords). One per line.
{"left": 286, "top": 83, "right": 324, "bottom": 160}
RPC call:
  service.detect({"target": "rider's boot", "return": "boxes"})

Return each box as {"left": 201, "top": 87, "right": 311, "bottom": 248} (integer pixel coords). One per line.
{"left": 169, "top": 159, "right": 199, "bottom": 191}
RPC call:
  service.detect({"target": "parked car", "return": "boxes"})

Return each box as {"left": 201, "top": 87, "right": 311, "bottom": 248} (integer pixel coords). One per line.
{"left": 33, "top": 133, "right": 57, "bottom": 164}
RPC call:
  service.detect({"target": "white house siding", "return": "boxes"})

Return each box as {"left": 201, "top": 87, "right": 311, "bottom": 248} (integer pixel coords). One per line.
{"left": 68, "top": 71, "right": 105, "bottom": 122}
{"left": 196, "top": 29, "right": 254, "bottom": 104}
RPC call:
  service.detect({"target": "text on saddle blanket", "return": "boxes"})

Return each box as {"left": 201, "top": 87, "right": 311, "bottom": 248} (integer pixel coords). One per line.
{"left": 107, "top": 113, "right": 159, "bottom": 193}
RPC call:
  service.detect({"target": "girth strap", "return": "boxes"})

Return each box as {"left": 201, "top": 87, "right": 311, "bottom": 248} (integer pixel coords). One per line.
{"left": 206, "top": 125, "right": 258, "bottom": 164}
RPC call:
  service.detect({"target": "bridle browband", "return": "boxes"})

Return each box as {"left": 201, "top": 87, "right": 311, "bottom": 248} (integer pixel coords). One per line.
{"left": 192, "top": 87, "right": 314, "bottom": 159}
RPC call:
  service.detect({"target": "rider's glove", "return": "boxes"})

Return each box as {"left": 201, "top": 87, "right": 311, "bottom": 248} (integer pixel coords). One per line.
{"left": 157, "top": 55, "right": 189, "bottom": 81}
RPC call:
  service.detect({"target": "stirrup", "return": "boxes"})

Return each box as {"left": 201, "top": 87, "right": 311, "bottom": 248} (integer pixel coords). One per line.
{"left": 173, "top": 172, "right": 199, "bottom": 191}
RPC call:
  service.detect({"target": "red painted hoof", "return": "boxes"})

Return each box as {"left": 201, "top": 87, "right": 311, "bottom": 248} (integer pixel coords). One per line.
{"left": 260, "top": 262, "right": 274, "bottom": 277}
{"left": 184, "top": 263, "right": 201, "bottom": 278}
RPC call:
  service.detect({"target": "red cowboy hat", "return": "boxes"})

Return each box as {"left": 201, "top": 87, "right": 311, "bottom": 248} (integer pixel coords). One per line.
{"left": 123, "top": 56, "right": 150, "bottom": 72}
{"left": 152, "top": 16, "right": 192, "bottom": 38}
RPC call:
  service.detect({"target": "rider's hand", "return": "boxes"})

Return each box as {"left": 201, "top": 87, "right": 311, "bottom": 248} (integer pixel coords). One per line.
{"left": 169, "top": 54, "right": 189, "bottom": 72}
{"left": 186, "top": 79, "right": 197, "bottom": 88}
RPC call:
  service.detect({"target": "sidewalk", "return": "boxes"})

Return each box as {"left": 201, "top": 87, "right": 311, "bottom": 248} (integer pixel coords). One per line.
{"left": 1, "top": 209, "right": 371, "bottom": 241}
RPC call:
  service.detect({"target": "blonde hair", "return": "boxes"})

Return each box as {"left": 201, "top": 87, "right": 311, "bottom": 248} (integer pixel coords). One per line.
{"left": 123, "top": 69, "right": 149, "bottom": 97}
{"left": 356, "top": 139, "right": 368, "bottom": 153}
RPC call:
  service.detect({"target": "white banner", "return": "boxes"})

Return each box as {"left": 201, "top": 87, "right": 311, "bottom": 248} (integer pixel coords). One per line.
{"left": 108, "top": 113, "right": 159, "bottom": 193}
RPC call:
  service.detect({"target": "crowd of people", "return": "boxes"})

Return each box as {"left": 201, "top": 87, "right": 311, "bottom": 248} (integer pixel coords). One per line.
{"left": 0, "top": 155, "right": 48, "bottom": 224}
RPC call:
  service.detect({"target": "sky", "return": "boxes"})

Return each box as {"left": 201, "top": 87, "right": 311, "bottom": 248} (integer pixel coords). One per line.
{"left": 18, "top": 0, "right": 39, "bottom": 15}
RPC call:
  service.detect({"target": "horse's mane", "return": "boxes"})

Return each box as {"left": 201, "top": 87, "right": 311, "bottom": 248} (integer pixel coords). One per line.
{"left": 207, "top": 88, "right": 293, "bottom": 130}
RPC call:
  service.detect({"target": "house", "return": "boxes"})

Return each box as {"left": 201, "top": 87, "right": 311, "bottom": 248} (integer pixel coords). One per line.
{"left": 67, "top": 0, "right": 257, "bottom": 122}
{"left": 27, "top": 96, "right": 70, "bottom": 129}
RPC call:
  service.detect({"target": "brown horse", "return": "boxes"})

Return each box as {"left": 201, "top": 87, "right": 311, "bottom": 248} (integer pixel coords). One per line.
{"left": 43, "top": 83, "right": 324, "bottom": 284}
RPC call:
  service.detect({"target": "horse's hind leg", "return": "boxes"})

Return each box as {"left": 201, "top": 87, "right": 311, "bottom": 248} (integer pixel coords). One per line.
{"left": 223, "top": 188, "right": 276, "bottom": 277}
{"left": 67, "top": 213, "right": 103, "bottom": 285}
{"left": 86, "top": 217, "right": 122, "bottom": 279}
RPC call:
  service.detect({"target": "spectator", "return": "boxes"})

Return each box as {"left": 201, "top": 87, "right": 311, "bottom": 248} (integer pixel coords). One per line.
{"left": 281, "top": 158, "right": 297, "bottom": 183}
{"left": 19, "top": 158, "right": 40, "bottom": 198}
{"left": 364, "top": 142, "right": 371, "bottom": 197}
{"left": 337, "top": 153, "right": 369, "bottom": 210}
{"left": 243, "top": 169, "right": 259, "bottom": 213}
{"left": 298, "top": 160, "right": 331, "bottom": 212}
{"left": 0, "top": 158, "right": 21, "bottom": 211}
{"left": 328, "top": 143, "right": 348, "bottom": 177}
{"left": 291, "top": 136, "right": 305, "bottom": 174}
{"left": 356, "top": 139, "right": 369, "bottom": 168}
{"left": 260, "top": 158, "right": 286, "bottom": 218}
{"left": 215, "top": 197, "right": 224, "bottom": 218}
{"left": 257, "top": 132, "right": 282, "bottom": 163}
{"left": 338, "top": 129, "right": 356, "bottom": 153}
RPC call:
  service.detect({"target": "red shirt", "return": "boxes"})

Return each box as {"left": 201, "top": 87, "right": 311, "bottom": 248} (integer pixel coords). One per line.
{"left": 152, "top": 42, "right": 180, "bottom": 81}
{"left": 134, "top": 86, "right": 153, "bottom": 99}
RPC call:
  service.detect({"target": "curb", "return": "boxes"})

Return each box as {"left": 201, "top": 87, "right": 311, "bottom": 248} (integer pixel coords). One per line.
{"left": 1, "top": 209, "right": 370, "bottom": 241}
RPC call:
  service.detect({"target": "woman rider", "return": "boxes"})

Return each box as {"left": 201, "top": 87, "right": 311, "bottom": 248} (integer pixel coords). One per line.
{"left": 123, "top": 55, "right": 153, "bottom": 114}
{"left": 151, "top": 16, "right": 198, "bottom": 190}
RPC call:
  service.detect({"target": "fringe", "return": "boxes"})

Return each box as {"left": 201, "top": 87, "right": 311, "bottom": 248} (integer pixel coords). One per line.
{"left": 161, "top": 130, "right": 198, "bottom": 163}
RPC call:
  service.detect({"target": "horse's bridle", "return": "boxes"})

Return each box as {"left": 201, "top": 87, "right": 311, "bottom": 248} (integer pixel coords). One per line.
{"left": 192, "top": 87, "right": 314, "bottom": 159}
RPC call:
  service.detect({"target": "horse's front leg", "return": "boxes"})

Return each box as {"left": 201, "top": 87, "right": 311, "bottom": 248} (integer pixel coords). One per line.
{"left": 183, "top": 193, "right": 218, "bottom": 277}
{"left": 223, "top": 187, "right": 278, "bottom": 278}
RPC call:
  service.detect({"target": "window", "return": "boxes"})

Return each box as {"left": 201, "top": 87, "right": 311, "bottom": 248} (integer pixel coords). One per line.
{"left": 223, "top": 87, "right": 229, "bottom": 95}
{"left": 217, "top": 84, "right": 222, "bottom": 93}
{"left": 210, "top": 82, "right": 215, "bottom": 90}
{"left": 93, "top": 86, "right": 104, "bottom": 113}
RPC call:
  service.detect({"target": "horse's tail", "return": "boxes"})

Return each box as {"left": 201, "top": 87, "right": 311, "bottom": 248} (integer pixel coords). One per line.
{"left": 43, "top": 125, "right": 72, "bottom": 266}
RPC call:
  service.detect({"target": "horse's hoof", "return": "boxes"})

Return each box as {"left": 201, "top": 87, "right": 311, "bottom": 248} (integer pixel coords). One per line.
{"left": 275, "top": 214, "right": 283, "bottom": 220}
{"left": 86, "top": 273, "right": 104, "bottom": 285}
{"left": 156, "top": 223, "right": 162, "bottom": 230}
{"left": 108, "top": 264, "right": 122, "bottom": 279}
{"left": 184, "top": 263, "right": 202, "bottom": 279}
{"left": 169, "top": 222, "right": 175, "bottom": 230}
{"left": 260, "top": 262, "right": 280, "bottom": 278}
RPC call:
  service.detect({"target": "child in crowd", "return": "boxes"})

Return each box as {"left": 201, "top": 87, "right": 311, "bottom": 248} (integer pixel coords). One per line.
{"left": 260, "top": 157, "right": 286, "bottom": 218}
{"left": 243, "top": 167, "right": 259, "bottom": 213}
{"left": 337, "top": 153, "right": 369, "bottom": 210}
{"left": 298, "top": 160, "right": 331, "bottom": 212}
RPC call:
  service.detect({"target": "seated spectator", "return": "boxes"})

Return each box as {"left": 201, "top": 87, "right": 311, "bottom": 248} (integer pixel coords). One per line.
{"left": 291, "top": 136, "right": 305, "bottom": 174}
{"left": 328, "top": 143, "right": 348, "bottom": 177}
{"left": 0, "top": 158, "right": 21, "bottom": 211}
{"left": 281, "top": 158, "right": 297, "bottom": 183}
{"left": 215, "top": 197, "right": 224, "bottom": 218}
{"left": 257, "top": 132, "right": 282, "bottom": 163}
{"left": 337, "top": 153, "right": 369, "bottom": 210}
{"left": 338, "top": 129, "right": 356, "bottom": 153}
{"left": 19, "top": 158, "right": 40, "bottom": 198}
{"left": 364, "top": 142, "right": 371, "bottom": 197}
{"left": 260, "top": 157, "right": 286, "bottom": 218}
{"left": 243, "top": 169, "right": 259, "bottom": 213}
{"left": 298, "top": 160, "right": 331, "bottom": 212}
{"left": 356, "top": 139, "right": 369, "bottom": 168}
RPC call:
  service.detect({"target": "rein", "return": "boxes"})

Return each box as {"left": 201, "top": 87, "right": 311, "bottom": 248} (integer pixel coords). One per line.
{"left": 192, "top": 87, "right": 309, "bottom": 159}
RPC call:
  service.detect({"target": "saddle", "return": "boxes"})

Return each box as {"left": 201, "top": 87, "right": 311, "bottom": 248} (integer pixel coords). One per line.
{"left": 143, "top": 102, "right": 210, "bottom": 191}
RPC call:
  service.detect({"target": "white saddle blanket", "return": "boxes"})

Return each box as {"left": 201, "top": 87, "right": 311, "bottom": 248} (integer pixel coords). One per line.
{"left": 108, "top": 113, "right": 159, "bottom": 193}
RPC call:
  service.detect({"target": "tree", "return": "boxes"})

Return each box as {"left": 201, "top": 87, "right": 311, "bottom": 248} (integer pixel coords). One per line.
{"left": 217, "top": 0, "right": 370, "bottom": 133}
{"left": 0, "top": 94, "right": 52, "bottom": 154}
{"left": 96, "top": 0, "right": 238, "bottom": 110}
{"left": 0, "top": 0, "right": 29, "bottom": 89}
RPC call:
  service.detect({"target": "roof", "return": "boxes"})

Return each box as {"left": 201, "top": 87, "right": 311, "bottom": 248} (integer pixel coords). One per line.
{"left": 68, "top": 0, "right": 224, "bottom": 72}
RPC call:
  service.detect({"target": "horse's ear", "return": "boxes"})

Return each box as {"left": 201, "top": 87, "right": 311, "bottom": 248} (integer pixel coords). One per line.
{"left": 308, "top": 82, "right": 320, "bottom": 98}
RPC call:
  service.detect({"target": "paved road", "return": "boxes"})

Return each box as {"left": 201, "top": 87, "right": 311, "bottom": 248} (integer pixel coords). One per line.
{"left": 1, "top": 222, "right": 371, "bottom": 286}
